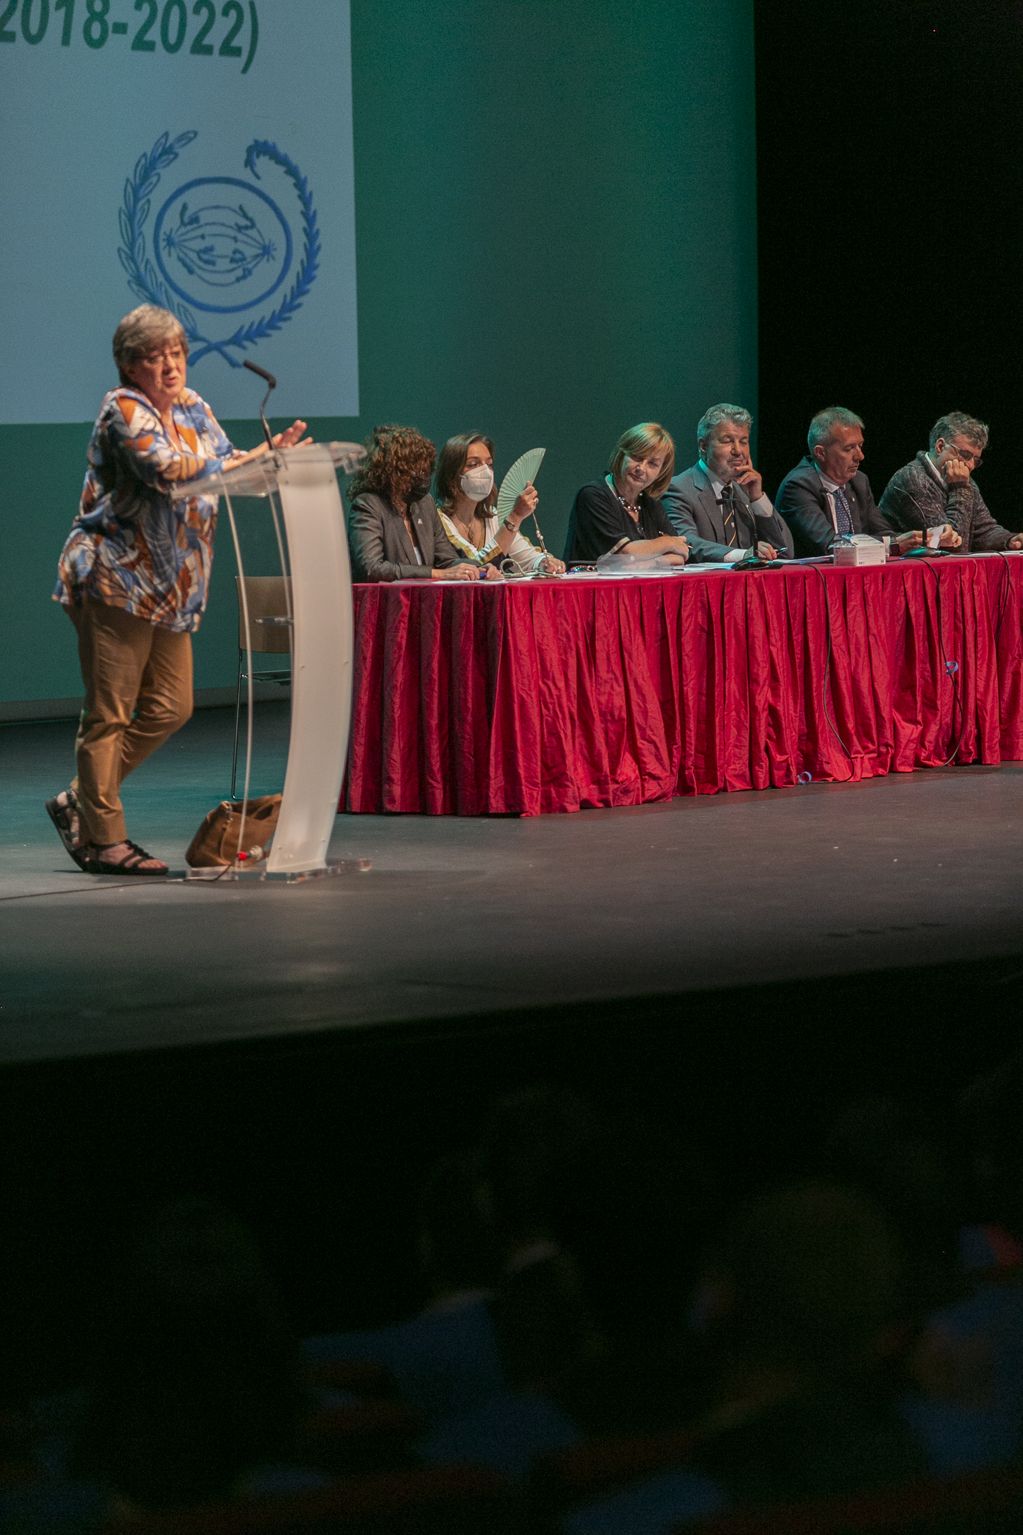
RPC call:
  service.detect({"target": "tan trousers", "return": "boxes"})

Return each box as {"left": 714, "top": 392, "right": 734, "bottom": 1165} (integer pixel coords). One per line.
{"left": 70, "top": 600, "right": 193, "bottom": 846}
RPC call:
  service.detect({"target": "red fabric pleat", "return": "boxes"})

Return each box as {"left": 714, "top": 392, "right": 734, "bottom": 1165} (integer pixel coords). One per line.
{"left": 341, "top": 560, "right": 1023, "bottom": 816}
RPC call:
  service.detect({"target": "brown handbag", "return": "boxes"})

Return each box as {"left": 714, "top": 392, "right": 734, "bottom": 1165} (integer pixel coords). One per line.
{"left": 185, "top": 794, "right": 282, "bottom": 868}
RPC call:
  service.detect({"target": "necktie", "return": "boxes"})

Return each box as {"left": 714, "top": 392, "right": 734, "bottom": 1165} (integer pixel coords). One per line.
{"left": 720, "top": 484, "right": 738, "bottom": 547}
{"left": 833, "top": 485, "right": 854, "bottom": 535}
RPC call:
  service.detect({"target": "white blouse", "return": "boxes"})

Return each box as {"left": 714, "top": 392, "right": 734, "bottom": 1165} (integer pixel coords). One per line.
{"left": 438, "top": 508, "right": 547, "bottom": 575}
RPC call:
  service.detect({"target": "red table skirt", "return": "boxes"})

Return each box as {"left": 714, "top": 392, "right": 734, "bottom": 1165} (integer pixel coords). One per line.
{"left": 343, "top": 557, "right": 1023, "bottom": 816}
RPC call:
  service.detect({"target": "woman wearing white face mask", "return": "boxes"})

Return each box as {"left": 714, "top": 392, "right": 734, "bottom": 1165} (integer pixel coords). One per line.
{"left": 436, "top": 433, "right": 566, "bottom": 576}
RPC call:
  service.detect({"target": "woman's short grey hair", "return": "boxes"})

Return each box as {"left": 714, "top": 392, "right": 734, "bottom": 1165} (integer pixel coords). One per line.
{"left": 112, "top": 305, "right": 188, "bottom": 384}
{"left": 697, "top": 403, "right": 752, "bottom": 445}
{"left": 929, "top": 412, "right": 989, "bottom": 452}
{"left": 807, "top": 406, "right": 864, "bottom": 454}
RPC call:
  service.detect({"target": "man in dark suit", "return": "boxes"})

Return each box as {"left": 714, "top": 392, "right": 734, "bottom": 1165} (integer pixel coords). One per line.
{"left": 775, "top": 407, "right": 949, "bottom": 558}
{"left": 662, "top": 404, "right": 793, "bottom": 562}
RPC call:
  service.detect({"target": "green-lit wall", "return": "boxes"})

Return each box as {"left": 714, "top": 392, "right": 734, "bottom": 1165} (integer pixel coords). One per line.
{"left": 1, "top": 0, "right": 756, "bottom": 714}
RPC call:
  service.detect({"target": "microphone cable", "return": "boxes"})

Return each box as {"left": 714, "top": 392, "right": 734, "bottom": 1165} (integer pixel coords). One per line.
{"left": 809, "top": 563, "right": 856, "bottom": 782}
{"left": 910, "top": 556, "right": 964, "bottom": 768}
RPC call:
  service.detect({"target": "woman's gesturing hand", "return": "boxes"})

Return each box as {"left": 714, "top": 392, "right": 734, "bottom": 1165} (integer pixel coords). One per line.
{"left": 273, "top": 420, "right": 312, "bottom": 449}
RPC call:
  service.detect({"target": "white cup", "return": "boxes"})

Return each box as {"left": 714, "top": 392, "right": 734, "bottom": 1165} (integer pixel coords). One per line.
{"left": 926, "top": 525, "right": 941, "bottom": 550}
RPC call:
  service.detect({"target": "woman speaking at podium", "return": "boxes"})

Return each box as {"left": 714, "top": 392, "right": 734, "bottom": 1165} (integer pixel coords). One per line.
{"left": 48, "top": 304, "right": 309, "bottom": 876}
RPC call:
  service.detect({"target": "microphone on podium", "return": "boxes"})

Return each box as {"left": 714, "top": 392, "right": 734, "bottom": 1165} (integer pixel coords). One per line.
{"left": 243, "top": 359, "right": 278, "bottom": 456}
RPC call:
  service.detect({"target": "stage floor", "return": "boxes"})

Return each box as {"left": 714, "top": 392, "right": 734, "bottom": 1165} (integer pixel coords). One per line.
{"left": 2, "top": 702, "right": 1021, "bottom": 1066}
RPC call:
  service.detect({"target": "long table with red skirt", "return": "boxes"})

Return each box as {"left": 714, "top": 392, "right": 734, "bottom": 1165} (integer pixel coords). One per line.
{"left": 343, "top": 554, "right": 1023, "bottom": 816}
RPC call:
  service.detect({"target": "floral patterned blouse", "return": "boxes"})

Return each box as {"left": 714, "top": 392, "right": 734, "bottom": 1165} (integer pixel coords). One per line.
{"left": 54, "top": 385, "right": 235, "bottom": 632}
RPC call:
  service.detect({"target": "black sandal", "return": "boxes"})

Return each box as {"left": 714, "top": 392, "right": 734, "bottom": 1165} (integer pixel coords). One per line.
{"left": 83, "top": 840, "right": 169, "bottom": 877}
{"left": 45, "top": 788, "right": 92, "bottom": 871}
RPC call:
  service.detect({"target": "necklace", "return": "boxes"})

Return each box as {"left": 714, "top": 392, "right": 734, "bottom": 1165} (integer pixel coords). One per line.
{"left": 608, "top": 476, "right": 641, "bottom": 520}
{"left": 452, "top": 509, "right": 480, "bottom": 547}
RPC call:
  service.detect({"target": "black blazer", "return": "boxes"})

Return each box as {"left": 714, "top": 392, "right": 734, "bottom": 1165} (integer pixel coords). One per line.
{"left": 564, "top": 480, "right": 676, "bottom": 564}
{"left": 775, "top": 457, "right": 892, "bottom": 557}
{"left": 348, "top": 491, "right": 466, "bottom": 582}
{"left": 661, "top": 463, "right": 794, "bottom": 561}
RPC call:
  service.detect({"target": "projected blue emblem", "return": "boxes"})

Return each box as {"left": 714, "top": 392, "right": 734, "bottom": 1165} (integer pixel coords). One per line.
{"left": 119, "top": 131, "right": 320, "bottom": 367}
{"left": 155, "top": 180, "right": 293, "bottom": 312}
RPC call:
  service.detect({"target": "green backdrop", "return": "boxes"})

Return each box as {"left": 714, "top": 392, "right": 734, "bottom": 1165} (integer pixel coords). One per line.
{"left": 1, "top": 0, "right": 756, "bottom": 715}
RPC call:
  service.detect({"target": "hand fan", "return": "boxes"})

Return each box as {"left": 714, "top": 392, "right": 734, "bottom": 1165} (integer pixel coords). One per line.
{"left": 495, "top": 448, "right": 546, "bottom": 525}
{"left": 495, "top": 447, "right": 548, "bottom": 552}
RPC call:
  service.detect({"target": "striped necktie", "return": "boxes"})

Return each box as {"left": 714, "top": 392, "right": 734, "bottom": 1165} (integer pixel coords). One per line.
{"left": 833, "top": 485, "right": 854, "bottom": 535}
{"left": 720, "top": 484, "right": 738, "bottom": 546}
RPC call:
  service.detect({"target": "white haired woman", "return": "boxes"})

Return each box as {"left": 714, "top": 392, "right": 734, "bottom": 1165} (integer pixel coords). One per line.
{"left": 48, "top": 305, "right": 309, "bottom": 875}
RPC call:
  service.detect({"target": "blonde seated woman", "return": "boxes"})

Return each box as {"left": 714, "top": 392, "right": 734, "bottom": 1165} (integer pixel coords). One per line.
{"left": 563, "top": 421, "right": 689, "bottom": 567}
{"left": 436, "top": 433, "right": 565, "bottom": 577}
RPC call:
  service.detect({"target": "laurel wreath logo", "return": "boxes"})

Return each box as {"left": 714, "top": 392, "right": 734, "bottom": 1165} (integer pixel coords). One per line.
{"left": 118, "top": 130, "right": 320, "bottom": 367}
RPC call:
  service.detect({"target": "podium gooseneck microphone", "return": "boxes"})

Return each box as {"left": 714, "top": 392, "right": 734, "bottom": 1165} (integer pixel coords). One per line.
{"left": 243, "top": 358, "right": 278, "bottom": 456}
{"left": 241, "top": 357, "right": 293, "bottom": 632}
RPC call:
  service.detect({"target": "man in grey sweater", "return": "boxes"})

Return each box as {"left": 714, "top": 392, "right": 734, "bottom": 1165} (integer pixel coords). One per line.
{"left": 880, "top": 412, "right": 1022, "bottom": 552}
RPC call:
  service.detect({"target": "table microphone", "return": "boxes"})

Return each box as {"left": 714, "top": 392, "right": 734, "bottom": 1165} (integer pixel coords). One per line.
{"left": 243, "top": 359, "right": 278, "bottom": 455}
{"left": 735, "top": 492, "right": 772, "bottom": 567}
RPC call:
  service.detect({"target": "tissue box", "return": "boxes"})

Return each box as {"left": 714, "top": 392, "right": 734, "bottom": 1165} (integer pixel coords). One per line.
{"left": 833, "top": 537, "right": 886, "bottom": 567}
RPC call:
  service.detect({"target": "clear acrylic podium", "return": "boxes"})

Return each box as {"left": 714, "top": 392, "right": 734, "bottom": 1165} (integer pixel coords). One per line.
{"left": 174, "top": 442, "right": 365, "bottom": 880}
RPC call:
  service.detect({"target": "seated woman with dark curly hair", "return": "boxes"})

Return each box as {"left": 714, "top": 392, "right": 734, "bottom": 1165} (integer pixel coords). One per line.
{"left": 564, "top": 422, "right": 690, "bottom": 566}
{"left": 347, "top": 424, "right": 481, "bottom": 582}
